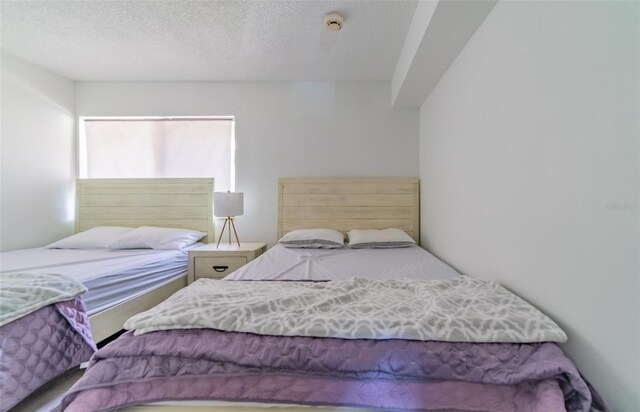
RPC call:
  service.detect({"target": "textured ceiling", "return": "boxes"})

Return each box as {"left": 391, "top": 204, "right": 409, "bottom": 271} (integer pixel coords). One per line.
{"left": 0, "top": 0, "right": 418, "bottom": 81}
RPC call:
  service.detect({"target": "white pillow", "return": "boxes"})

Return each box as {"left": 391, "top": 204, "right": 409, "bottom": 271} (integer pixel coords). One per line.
{"left": 278, "top": 229, "right": 344, "bottom": 249}
{"left": 347, "top": 228, "right": 416, "bottom": 249}
{"left": 107, "top": 226, "right": 207, "bottom": 250}
{"left": 46, "top": 227, "right": 134, "bottom": 249}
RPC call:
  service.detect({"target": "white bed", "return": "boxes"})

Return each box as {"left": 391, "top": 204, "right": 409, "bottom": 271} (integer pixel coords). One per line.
{"left": 0, "top": 246, "right": 200, "bottom": 316}
{"left": 1, "top": 177, "right": 215, "bottom": 342}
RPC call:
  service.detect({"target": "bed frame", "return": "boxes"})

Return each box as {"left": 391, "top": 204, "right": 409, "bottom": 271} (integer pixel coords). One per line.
{"left": 76, "top": 178, "right": 214, "bottom": 342}
{"left": 278, "top": 177, "right": 420, "bottom": 244}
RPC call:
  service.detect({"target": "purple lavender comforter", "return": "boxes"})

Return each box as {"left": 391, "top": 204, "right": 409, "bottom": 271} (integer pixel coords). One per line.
{"left": 0, "top": 298, "right": 96, "bottom": 412}
{"left": 60, "top": 329, "right": 606, "bottom": 412}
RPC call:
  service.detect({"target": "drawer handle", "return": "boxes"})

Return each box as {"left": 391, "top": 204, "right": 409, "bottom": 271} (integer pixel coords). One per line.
{"left": 212, "top": 265, "right": 229, "bottom": 273}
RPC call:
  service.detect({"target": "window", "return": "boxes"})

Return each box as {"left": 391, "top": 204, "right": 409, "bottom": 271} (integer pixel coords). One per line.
{"left": 79, "top": 117, "right": 234, "bottom": 191}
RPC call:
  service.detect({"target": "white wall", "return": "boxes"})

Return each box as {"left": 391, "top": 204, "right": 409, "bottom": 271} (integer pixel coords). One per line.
{"left": 75, "top": 82, "right": 419, "bottom": 245}
{"left": 419, "top": 2, "right": 639, "bottom": 410}
{"left": 0, "top": 53, "right": 76, "bottom": 251}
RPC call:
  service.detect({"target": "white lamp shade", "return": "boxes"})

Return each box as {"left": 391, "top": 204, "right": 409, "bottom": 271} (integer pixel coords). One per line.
{"left": 214, "top": 192, "right": 244, "bottom": 217}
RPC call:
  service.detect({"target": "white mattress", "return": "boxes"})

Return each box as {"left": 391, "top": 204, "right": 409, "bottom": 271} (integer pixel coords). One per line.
{"left": 0, "top": 247, "right": 195, "bottom": 315}
{"left": 225, "top": 244, "right": 460, "bottom": 281}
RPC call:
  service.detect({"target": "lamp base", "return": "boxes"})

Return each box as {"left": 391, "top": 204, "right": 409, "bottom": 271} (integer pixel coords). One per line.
{"left": 216, "top": 217, "right": 240, "bottom": 247}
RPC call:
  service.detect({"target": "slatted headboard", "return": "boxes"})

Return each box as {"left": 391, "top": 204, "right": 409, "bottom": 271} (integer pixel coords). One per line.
{"left": 278, "top": 177, "right": 420, "bottom": 244}
{"left": 75, "top": 178, "right": 215, "bottom": 243}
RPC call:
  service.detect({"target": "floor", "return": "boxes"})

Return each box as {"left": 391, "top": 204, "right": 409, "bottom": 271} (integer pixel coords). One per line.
{"left": 11, "top": 368, "right": 84, "bottom": 412}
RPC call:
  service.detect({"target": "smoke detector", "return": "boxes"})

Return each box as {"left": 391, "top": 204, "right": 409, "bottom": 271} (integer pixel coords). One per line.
{"left": 324, "top": 12, "right": 344, "bottom": 32}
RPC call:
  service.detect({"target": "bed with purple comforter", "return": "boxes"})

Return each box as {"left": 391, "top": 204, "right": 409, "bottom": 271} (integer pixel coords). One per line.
{"left": 0, "top": 274, "right": 96, "bottom": 412}
{"left": 59, "top": 277, "right": 607, "bottom": 412}
{"left": 62, "top": 329, "right": 606, "bottom": 412}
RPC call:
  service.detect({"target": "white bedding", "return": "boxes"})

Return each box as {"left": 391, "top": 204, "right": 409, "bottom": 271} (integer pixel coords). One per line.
{"left": 225, "top": 244, "right": 461, "bottom": 281}
{"left": 0, "top": 246, "right": 196, "bottom": 315}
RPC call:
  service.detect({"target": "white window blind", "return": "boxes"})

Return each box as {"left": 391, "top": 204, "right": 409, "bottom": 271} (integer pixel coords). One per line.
{"left": 80, "top": 117, "right": 234, "bottom": 191}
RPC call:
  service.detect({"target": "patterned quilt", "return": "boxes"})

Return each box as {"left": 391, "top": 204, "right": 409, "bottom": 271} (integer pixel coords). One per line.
{"left": 0, "top": 298, "right": 96, "bottom": 412}
{"left": 126, "top": 277, "right": 567, "bottom": 343}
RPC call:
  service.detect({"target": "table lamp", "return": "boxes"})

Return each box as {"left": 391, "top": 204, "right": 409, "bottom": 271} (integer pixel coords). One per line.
{"left": 214, "top": 191, "right": 244, "bottom": 247}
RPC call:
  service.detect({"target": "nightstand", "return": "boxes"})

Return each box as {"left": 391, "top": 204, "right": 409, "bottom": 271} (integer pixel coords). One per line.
{"left": 187, "top": 243, "right": 267, "bottom": 284}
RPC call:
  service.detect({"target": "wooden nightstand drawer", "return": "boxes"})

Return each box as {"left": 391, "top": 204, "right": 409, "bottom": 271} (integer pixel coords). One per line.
{"left": 194, "top": 257, "right": 248, "bottom": 279}
{"left": 187, "top": 243, "right": 267, "bottom": 285}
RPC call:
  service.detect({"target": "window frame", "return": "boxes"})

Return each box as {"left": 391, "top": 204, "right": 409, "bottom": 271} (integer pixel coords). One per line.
{"left": 78, "top": 116, "right": 235, "bottom": 190}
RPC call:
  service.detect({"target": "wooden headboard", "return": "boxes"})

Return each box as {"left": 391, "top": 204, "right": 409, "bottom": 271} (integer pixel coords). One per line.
{"left": 278, "top": 177, "right": 420, "bottom": 244}
{"left": 75, "top": 178, "right": 215, "bottom": 243}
